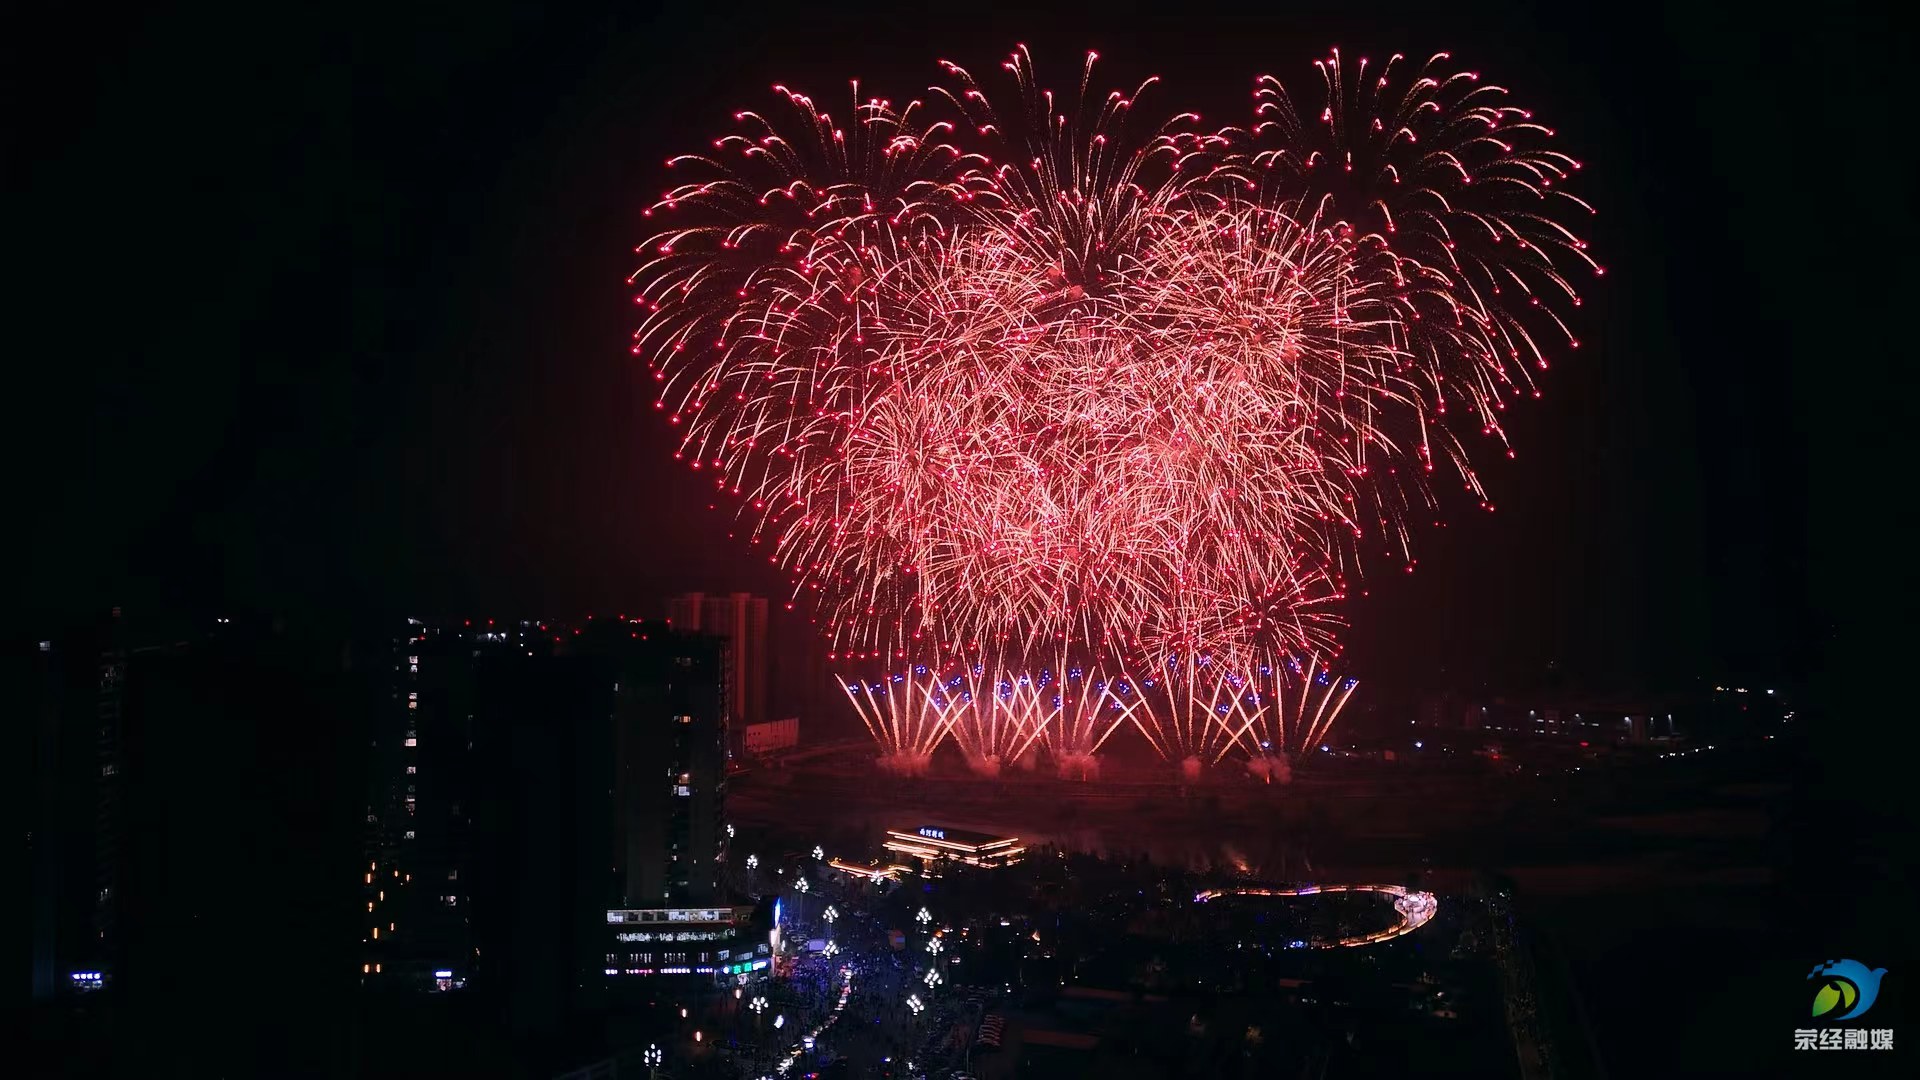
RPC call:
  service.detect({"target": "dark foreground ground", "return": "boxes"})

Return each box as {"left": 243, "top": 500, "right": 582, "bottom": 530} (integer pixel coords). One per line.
{"left": 731, "top": 735, "right": 1911, "bottom": 1079}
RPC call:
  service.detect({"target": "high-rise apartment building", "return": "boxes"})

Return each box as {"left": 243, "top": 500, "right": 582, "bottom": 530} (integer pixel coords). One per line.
{"left": 29, "top": 611, "right": 365, "bottom": 1072}
{"left": 666, "top": 592, "right": 767, "bottom": 731}
{"left": 361, "top": 618, "right": 555, "bottom": 990}
{"left": 602, "top": 624, "right": 728, "bottom": 906}
{"left": 27, "top": 607, "right": 127, "bottom": 1001}
{"left": 363, "top": 617, "right": 734, "bottom": 1012}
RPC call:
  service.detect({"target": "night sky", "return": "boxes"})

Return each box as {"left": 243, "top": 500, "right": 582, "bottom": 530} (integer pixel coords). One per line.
{"left": 16, "top": 1, "right": 1903, "bottom": 694}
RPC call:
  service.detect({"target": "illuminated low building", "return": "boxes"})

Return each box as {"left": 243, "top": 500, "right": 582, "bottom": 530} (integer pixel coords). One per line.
{"left": 739, "top": 715, "right": 799, "bottom": 757}
{"left": 604, "top": 903, "right": 774, "bottom": 983}
{"left": 882, "top": 825, "right": 1025, "bottom": 871}
{"left": 826, "top": 856, "right": 914, "bottom": 883}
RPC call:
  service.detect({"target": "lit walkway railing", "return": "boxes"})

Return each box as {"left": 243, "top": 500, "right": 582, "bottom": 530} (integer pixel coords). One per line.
{"left": 1192, "top": 883, "right": 1439, "bottom": 948}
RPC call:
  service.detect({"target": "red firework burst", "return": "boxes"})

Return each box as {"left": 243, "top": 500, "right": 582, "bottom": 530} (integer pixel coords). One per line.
{"left": 631, "top": 46, "right": 1594, "bottom": 769}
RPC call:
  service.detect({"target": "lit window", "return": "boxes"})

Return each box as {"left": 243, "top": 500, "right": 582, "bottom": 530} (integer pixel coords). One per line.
{"left": 675, "top": 785, "right": 691, "bottom": 797}
{"left": 404, "top": 830, "right": 416, "bottom": 840}
{"left": 404, "top": 737, "right": 417, "bottom": 747}
{"left": 406, "top": 766, "right": 416, "bottom": 774}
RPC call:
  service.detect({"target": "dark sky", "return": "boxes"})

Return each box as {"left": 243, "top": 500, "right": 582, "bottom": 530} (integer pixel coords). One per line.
{"left": 15, "top": 1, "right": 1904, "bottom": 692}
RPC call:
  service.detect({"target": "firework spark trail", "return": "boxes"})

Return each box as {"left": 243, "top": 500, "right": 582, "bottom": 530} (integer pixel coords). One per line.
{"left": 928, "top": 663, "right": 1036, "bottom": 773}
{"left": 840, "top": 669, "right": 953, "bottom": 775}
{"left": 1214, "top": 654, "right": 1360, "bottom": 764}
{"left": 1040, "top": 657, "right": 1138, "bottom": 767}
{"left": 633, "top": 47, "right": 1592, "bottom": 769}
{"left": 840, "top": 654, "right": 1359, "bottom": 775}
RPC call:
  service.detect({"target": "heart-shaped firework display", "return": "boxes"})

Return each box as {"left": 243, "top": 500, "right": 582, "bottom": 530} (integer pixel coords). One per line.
{"left": 633, "top": 48, "right": 1594, "bottom": 772}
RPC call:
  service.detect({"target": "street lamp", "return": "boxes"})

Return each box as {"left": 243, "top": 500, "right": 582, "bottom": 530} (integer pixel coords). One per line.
{"left": 644, "top": 1043, "right": 662, "bottom": 1079}
{"left": 746, "top": 854, "right": 759, "bottom": 870}
{"left": 915, "top": 907, "right": 932, "bottom": 927}
{"left": 794, "top": 875, "right": 810, "bottom": 893}
{"left": 923, "top": 969, "right": 941, "bottom": 988}
{"left": 727, "top": 823, "right": 736, "bottom": 838}
{"left": 749, "top": 995, "right": 768, "bottom": 1015}
{"left": 823, "top": 905, "right": 838, "bottom": 925}
{"left": 822, "top": 940, "right": 839, "bottom": 957}
{"left": 812, "top": 844, "right": 824, "bottom": 860}
{"left": 926, "top": 936, "right": 942, "bottom": 956}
